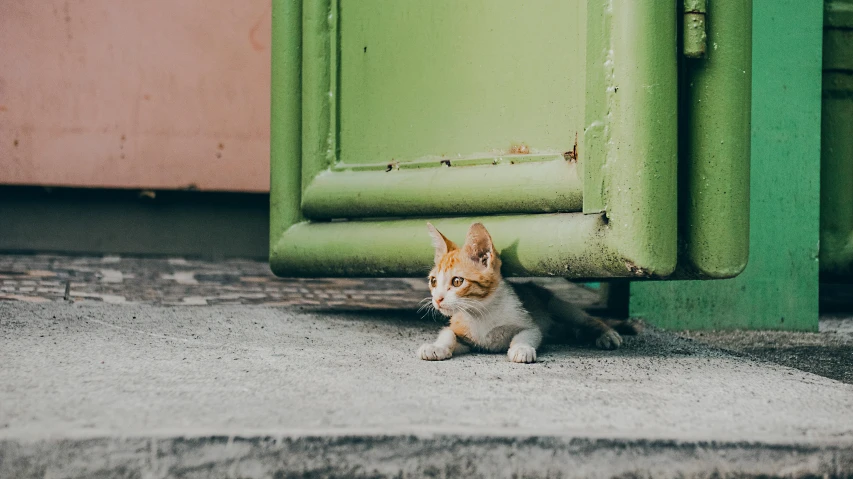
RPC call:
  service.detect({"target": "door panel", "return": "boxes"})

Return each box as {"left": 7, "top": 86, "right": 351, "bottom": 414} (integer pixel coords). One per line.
{"left": 270, "top": 0, "right": 751, "bottom": 279}
{"left": 273, "top": 214, "right": 614, "bottom": 277}
{"left": 338, "top": 0, "right": 586, "bottom": 166}
{"left": 302, "top": 159, "right": 582, "bottom": 219}
{"left": 301, "top": 0, "right": 589, "bottom": 220}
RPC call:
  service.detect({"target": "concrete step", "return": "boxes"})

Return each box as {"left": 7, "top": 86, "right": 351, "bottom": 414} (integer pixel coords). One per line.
{"left": 4, "top": 433, "right": 853, "bottom": 478}
{"left": 2, "top": 303, "right": 853, "bottom": 478}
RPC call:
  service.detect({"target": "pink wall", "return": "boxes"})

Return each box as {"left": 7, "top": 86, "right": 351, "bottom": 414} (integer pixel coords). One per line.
{"left": 0, "top": 1, "right": 271, "bottom": 192}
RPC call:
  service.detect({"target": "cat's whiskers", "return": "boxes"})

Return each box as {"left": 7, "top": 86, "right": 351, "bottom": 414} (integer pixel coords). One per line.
{"left": 456, "top": 298, "right": 489, "bottom": 321}
{"left": 416, "top": 297, "right": 432, "bottom": 314}
{"left": 417, "top": 297, "right": 443, "bottom": 322}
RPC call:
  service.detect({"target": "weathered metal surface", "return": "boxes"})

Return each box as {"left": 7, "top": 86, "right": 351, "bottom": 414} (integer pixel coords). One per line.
{"left": 335, "top": 0, "right": 586, "bottom": 167}
{"left": 820, "top": 0, "right": 853, "bottom": 277}
{"left": 683, "top": 0, "right": 708, "bottom": 58}
{"left": 300, "top": 0, "right": 335, "bottom": 192}
{"left": 680, "top": 0, "right": 752, "bottom": 278}
{"left": 583, "top": 0, "right": 679, "bottom": 234}
{"left": 601, "top": 0, "right": 679, "bottom": 277}
{"left": 581, "top": 0, "right": 608, "bottom": 214}
{"left": 295, "top": 0, "right": 588, "bottom": 220}
{"left": 271, "top": 0, "right": 680, "bottom": 278}
{"left": 270, "top": 0, "right": 677, "bottom": 278}
{"left": 633, "top": 0, "right": 821, "bottom": 331}
{"left": 271, "top": 214, "right": 635, "bottom": 278}
{"left": 302, "top": 160, "right": 583, "bottom": 219}
{"left": 269, "top": 0, "right": 303, "bottom": 251}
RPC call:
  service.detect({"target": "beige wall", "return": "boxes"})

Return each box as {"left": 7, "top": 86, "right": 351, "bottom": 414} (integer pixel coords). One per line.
{"left": 0, "top": 0, "right": 271, "bottom": 192}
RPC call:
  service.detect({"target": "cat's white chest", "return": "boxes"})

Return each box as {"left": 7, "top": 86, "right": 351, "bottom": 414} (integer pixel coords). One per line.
{"left": 459, "top": 284, "right": 533, "bottom": 343}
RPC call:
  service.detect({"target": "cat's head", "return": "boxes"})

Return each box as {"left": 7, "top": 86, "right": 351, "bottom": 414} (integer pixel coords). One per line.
{"left": 425, "top": 222, "right": 502, "bottom": 316}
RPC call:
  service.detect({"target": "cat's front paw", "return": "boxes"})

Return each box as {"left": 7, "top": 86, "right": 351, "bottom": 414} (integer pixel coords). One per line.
{"left": 418, "top": 343, "right": 452, "bottom": 361}
{"left": 507, "top": 345, "right": 537, "bottom": 363}
{"left": 595, "top": 330, "right": 623, "bottom": 350}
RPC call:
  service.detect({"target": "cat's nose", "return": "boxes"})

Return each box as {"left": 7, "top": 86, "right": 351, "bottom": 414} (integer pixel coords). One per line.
{"left": 435, "top": 297, "right": 444, "bottom": 306}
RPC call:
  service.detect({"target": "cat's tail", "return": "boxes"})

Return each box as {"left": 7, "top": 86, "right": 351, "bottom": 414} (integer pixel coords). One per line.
{"left": 513, "top": 281, "right": 643, "bottom": 345}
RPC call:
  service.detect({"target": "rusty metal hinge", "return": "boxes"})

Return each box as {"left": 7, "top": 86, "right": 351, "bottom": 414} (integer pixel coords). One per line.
{"left": 684, "top": 0, "right": 707, "bottom": 58}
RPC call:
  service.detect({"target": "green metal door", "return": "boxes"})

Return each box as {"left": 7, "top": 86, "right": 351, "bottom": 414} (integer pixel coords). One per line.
{"left": 270, "top": 0, "right": 752, "bottom": 279}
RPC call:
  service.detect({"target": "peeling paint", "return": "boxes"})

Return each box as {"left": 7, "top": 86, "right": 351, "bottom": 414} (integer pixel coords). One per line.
{"left": 563, "top": 133, "right": 578, "bottom": 162}
{"left": 508, "top": 144, "right": 530, "bottom": 155}
{"left": 624, "top": 261, "right": 651, "bottom": 277}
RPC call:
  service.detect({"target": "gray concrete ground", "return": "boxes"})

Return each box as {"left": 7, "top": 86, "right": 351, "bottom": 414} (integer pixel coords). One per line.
{"left": 679, "top": 317, "right": 853, "bottom": 385}
{"left": 2, "top": 302, "right": 853, "bottom": 478}
{"left": 1, "top": 254, "right": 853, "bottom": 478}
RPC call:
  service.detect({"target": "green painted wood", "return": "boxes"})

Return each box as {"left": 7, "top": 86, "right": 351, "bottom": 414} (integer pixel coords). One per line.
{"left": 300, "top": 0, "right": 335, "bottom": 193}
{"left": 337, "top": 0, "right": 586, "bottom": 166}
{"left": 820, "top": 0, "right": 853, "bottom": 277}
{"left": 269, "top": 0, "right": 304, "bottom": 252}
{"left": 631, "top": 0, "right": 822, "bottom": 331}
{"left": 271, "top": 213, "right": 623, "bottom": 278}
{"left": 602, "top": 0, "right": 678, "bottom": 277}
{"left": 581, "top": 0, "right": 607, "bottom": 214}
{"left": 297, "top": 0, "right": 591, "bottom": 221}
{"left": 270, "top": 1, "right": 692, "bottom": 280}
{"left": 302, "top": 159, "right": 582, "bottom": 219}
{"left": 680, "top": 0, "right": 751, "bottom": 277}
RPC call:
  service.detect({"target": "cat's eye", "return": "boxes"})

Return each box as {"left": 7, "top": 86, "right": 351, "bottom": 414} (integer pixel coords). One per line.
{"left": 451, "top": 277, "right": 464, "bottom": 287}
{"left": 429, "top": 276, "right": 437, "bottom": 288}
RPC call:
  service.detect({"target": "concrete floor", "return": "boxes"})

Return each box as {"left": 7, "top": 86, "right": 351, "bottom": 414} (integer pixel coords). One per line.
{"left": 2, "top": 301, "right": 853, "bottom": 478}
{"left": 679, "top": 316, "right": 853, "bottom": 385}
{"left": 2, "top": 254, "right": 853, "bottom": 477}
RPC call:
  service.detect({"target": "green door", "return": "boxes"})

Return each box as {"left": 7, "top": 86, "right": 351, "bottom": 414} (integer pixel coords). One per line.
{"left": 270, "top": 0, "right": 752, "bottom": 279}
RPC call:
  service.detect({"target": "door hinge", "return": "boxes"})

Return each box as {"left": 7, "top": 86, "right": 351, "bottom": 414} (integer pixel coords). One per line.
{"left": 684, "top": 0, "right": 707, "bottom": 58}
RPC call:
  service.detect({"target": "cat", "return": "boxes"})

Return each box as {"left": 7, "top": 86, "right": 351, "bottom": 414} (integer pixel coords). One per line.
{"left": 418, "top": 222, "right": 641, "bottom": 363}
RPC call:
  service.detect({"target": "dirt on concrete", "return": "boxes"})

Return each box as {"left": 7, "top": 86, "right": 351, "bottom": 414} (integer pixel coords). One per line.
{"left": 679, "top": 315, "right": 853, "bottom": 385}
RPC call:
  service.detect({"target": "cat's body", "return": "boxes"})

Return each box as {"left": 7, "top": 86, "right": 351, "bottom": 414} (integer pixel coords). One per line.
{"left": 418, "top": 222, "right": 639, "bottom": 363}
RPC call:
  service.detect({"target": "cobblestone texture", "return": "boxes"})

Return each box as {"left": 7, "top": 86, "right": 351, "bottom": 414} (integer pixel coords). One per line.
{"left": 0, "top": 253, "right": 600, "bottom": 310}
{"left": 0, "top": 254, "right": 431, "bottom": 309}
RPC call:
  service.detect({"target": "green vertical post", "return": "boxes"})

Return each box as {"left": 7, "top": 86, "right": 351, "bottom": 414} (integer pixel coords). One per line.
{"left": 820, "top": 0, "right": 853, "bottom": 278}
{"left": 680, "top": 0, "right": 751, "bottom": 278}
{"left": 631, "top": 0, "right": 823, "bottom": 331}
{"left": 269, "top": 0, "right": 304, "bottom": 254}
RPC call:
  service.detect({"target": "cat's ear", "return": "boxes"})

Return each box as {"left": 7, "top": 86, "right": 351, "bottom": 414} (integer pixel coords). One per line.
{"left": 426, "top": 222, "right": 457, "bottom": 263}
{"left": 463, "top": 222, "right": 497, "bottom": 269}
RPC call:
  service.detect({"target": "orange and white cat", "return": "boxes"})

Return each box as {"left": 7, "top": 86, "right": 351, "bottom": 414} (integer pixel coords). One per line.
{"left": 418, "top": 222, "right": 639, "bottom": 363}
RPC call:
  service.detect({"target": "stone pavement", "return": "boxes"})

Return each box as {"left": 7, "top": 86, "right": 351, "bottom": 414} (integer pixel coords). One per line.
{"left": 1, "top": 253, "right": 852, "bottom": 478}
{"left": 0, "top": 253, "right": 437, "bottom": 309}
{"left": 0, "top": 252, "right": 600, "bottom": 308}
{"left": 3, "top": 253, "right": 850, "bottom": 385}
